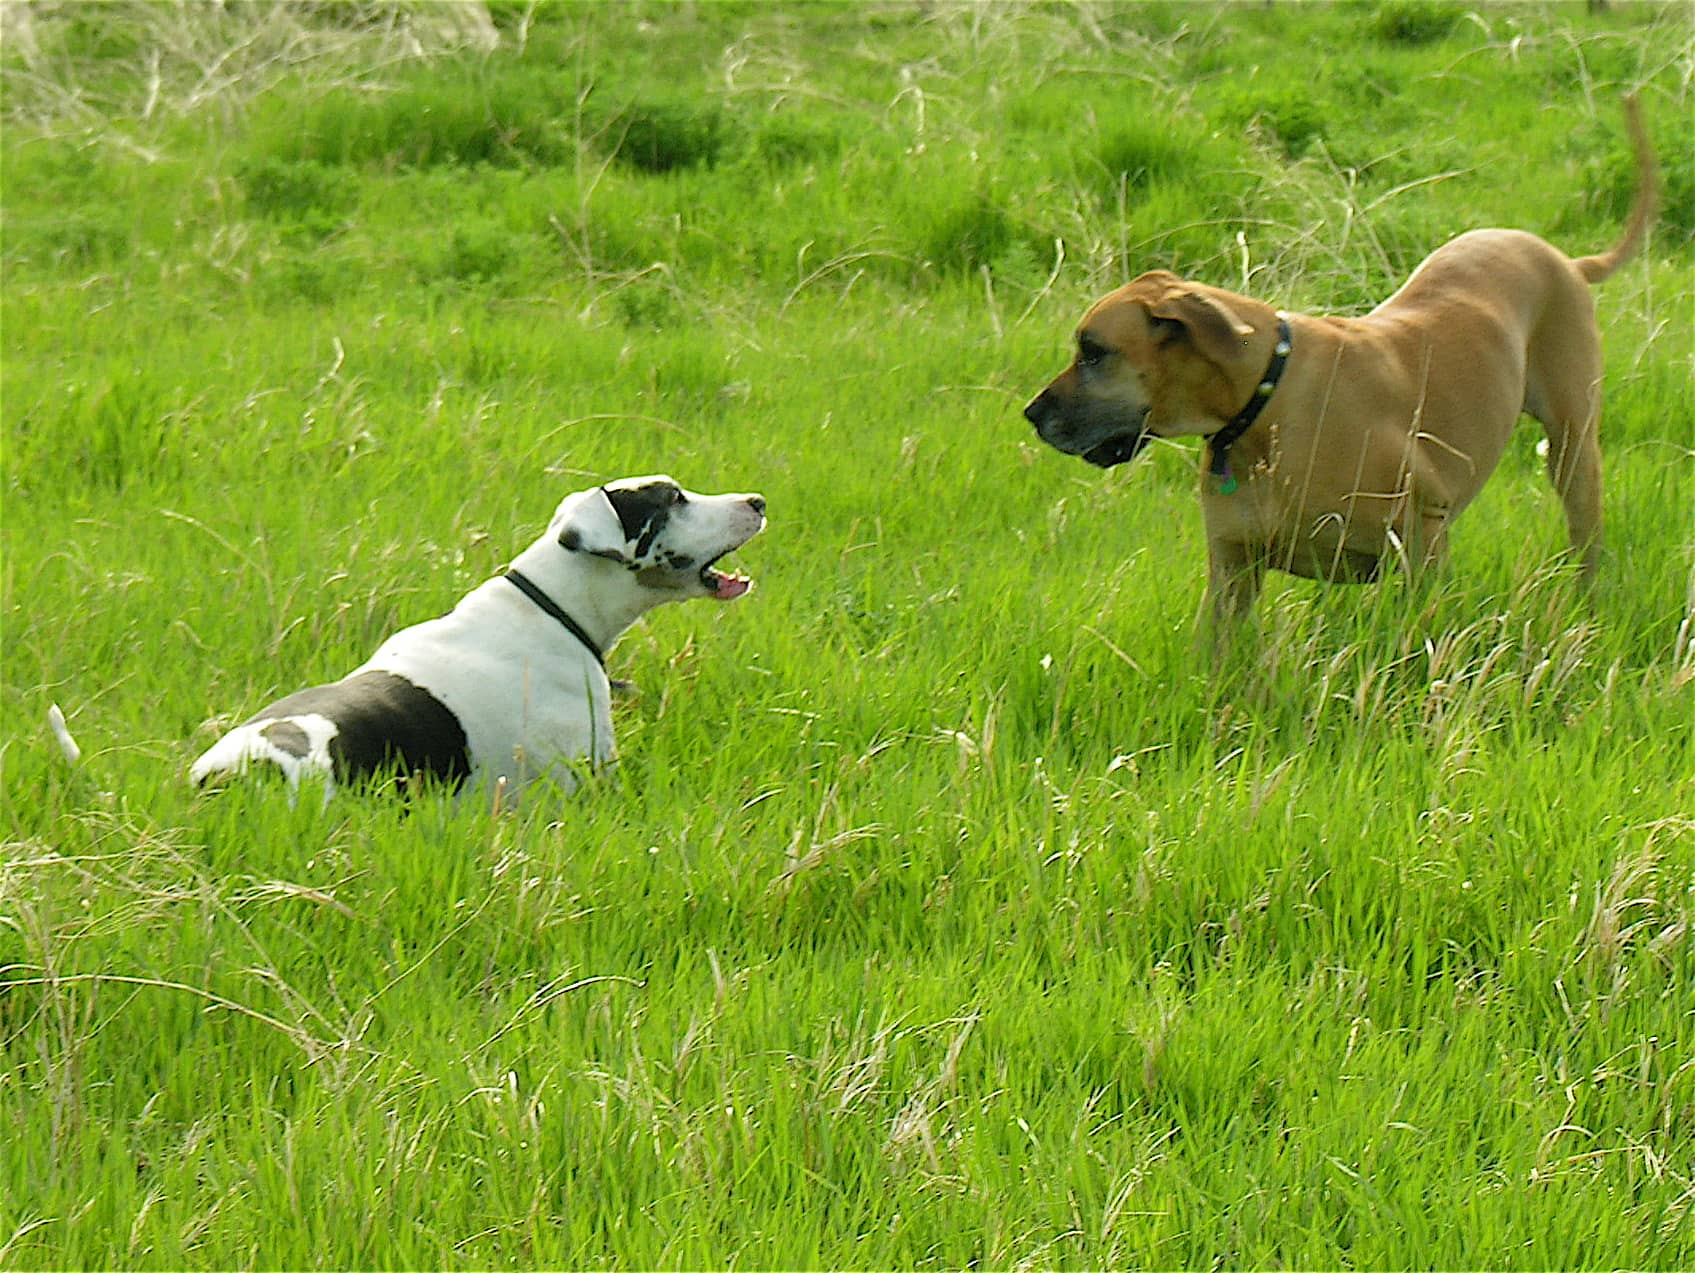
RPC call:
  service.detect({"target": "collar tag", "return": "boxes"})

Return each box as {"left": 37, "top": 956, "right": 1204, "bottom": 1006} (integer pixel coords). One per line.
{"left": 1204, "top": 313, "right": 1290, "bottom": 497}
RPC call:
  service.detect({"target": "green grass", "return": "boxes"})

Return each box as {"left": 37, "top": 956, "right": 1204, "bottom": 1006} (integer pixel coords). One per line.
{"left": 3, "top": 1, "right": 1692, "bottom": 1267}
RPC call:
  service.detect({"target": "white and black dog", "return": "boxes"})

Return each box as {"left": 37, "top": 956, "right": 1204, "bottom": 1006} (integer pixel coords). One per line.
{"left": 190, "top": 475, "right": 765, "bottom": 805}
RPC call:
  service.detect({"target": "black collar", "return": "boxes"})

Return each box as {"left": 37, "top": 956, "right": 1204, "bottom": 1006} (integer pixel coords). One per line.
{"left": 1207, "top": 314, "right": 1292, "bottom": 494}
{"left": 502, "top": 568, "right": 604, "bottom": 667}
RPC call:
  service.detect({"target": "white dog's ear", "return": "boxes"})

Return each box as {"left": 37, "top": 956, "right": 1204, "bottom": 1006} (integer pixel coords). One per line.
{"left": 551, "top": 487, "right": 634, "bottom": 564}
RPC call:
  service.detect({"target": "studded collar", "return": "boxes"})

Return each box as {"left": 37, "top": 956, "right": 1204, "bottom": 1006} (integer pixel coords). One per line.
{"left": 1207, "top": 314, "right": 1292, "bottom": 495}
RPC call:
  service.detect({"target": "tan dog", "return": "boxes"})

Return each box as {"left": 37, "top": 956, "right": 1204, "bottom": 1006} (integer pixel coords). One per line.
{"left": 1025, "top": 96, "right": 1657, "bottom": 649}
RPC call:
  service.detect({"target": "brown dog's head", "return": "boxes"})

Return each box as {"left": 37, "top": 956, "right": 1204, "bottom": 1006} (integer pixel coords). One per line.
{"left": 1024, "top": 270, "right": 1260, "bottom": 467}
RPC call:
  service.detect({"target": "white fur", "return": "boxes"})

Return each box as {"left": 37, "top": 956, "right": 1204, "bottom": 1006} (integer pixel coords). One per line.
{"left": 188, "top": 711, "right": 339, "bottom": 804}
{"left": 48, "top": 703, "right": 81, "bottom": 765}
{"left": 190, "top": 475, "right": 764, "bottom": 807}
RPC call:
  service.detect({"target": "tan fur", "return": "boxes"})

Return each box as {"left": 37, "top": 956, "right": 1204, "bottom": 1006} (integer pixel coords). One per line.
{"left": 1025, "top": 96, "right": 1657, "bottom": 650}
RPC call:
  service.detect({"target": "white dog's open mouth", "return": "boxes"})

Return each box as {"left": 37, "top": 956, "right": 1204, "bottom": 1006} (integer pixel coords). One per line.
{"left": 700, "top": 557, "right": 751, "bottom": 600}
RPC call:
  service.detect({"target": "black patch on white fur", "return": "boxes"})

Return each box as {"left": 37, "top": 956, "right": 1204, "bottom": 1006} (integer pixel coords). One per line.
{"left": 260, "top": 719, "right": 310, "bottom": 758}
{"left": 248, "top": 670, "right": 470, "bottom": 788}
{"left": 604, "top": 480, "right": 678, "bottom": 554}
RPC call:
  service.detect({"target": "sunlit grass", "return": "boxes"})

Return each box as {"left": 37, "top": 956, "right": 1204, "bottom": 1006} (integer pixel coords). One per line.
{"left": 2, "top": 1, "right": 1691, "bottom": 1267}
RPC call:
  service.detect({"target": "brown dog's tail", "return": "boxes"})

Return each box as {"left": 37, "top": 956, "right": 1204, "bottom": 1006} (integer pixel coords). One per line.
{"left": 1575, "top": 93, "right": 1659, "bottom": 284}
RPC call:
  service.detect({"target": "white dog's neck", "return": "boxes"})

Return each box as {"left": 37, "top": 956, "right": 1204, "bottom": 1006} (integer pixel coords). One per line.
{"left": 502, "top": 536, "right": 666, "bottom": 657}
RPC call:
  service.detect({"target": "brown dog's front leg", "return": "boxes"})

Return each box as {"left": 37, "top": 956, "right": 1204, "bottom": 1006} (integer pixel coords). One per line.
{"left": 1202, "top": 538, "right": 1264, "bottom": 664}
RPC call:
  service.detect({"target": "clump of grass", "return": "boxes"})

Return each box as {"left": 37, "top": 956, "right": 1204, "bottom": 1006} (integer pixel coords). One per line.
{"left": 435, "top": 215, "right": 526, "bottom": 284}
{"left": 601, "top": 94, "right": 730, "bottom": 174}
{"left": 9, "top": 371, "right": 186, "bottom": 494}
{"left": 251, "top": 66, "right": 578, "bottom": 170}
{"left": 741, "top": 110, "right": 853, "bottom": 169}
{"left": 914, "top": 194, "right": 1029, "bottom": 276}
{"left": 1092, "top": 121, "right": 1203, "bottom": 197}
{"left": 1369, "top": 0, "right": 1466, "bottom": 47}
{"left": 1, "top": 0, "right": 499, "bottom": 128}
{"left": 9, "top": 205, "right": 132, "bottom": 267}
{"left": 238, "top": 157, "right": 359, "bottom": 244}
{"left": 1219, "top": 84, "right": 1330, "bottom": 159}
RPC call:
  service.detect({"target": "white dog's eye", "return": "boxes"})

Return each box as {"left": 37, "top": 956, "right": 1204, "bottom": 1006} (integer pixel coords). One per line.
{"left": 670, "top": 488, "right": 687, "bottom": 506}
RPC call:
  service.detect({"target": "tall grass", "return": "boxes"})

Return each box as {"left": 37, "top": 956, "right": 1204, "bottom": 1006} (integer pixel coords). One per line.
{"left": 3, "top": 1, "right": 1692, "bottom": 1267}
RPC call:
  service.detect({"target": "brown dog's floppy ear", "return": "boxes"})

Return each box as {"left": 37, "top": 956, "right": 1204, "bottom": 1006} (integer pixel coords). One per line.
{"left": 1148, "top": 291, "right": 1255, "bottom": 368}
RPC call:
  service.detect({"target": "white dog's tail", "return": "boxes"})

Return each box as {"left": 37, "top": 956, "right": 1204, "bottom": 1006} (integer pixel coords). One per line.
{"left": 48, "top": 703, "right": 82, "bottom": 766}
{"left": 1575, "top": 93, "right": 1659, "bottom": 285}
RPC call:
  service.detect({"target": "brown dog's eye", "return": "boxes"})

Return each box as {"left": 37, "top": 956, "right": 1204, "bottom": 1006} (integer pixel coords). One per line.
{"left": 1077, "top": 337, "right": 1108, "bottom": 367}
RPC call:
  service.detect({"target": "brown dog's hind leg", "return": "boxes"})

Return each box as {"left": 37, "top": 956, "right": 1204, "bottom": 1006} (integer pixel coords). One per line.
{"left": 1526, "top": 354, "right": 1606, "bottom": 581}
{"left": 1546, "top": 416, "right": 1604, "bottom": 579}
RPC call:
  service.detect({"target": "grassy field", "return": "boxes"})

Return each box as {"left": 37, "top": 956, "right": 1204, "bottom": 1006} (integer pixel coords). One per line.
{"left": 3, "top": 1, "right": 1692, "bottom": 1266}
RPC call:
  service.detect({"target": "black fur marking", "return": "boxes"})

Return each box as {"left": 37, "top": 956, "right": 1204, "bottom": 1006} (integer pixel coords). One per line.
{"left": 260, "top": 719, "right": 310, "bottom": 758}
{"left": 249, "top": 670, "right": 470, "bottom": 788}
{"left": 604, "top": 481, "right": 677, "bottom": 551}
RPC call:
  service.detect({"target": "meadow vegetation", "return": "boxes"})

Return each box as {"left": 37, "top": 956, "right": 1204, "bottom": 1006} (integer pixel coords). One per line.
{"left": 2, "top": 1, "right": 1692, "bottom": 1266}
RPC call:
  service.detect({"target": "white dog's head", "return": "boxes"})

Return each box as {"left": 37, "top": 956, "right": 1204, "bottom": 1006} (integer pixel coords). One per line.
{"left": 549, "top": 474, "right": 766, "bottom": 600}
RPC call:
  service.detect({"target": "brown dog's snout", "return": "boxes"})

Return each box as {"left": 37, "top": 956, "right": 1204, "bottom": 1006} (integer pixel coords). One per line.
{"left": 1024, "top": 392, "right": 1053, "bottom": 428}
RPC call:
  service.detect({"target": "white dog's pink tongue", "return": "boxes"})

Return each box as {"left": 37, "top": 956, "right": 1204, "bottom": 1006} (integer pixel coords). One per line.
{"left": 709, "top": 570, "right": 751, "bottom": 601}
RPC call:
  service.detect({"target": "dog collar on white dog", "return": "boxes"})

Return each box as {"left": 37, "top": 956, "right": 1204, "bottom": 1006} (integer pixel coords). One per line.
{"left": 1207, "top": 313, "right": 1292, "bottom": 495}
{"left": 503, "top": 568, "right": 605, "bottom": 667}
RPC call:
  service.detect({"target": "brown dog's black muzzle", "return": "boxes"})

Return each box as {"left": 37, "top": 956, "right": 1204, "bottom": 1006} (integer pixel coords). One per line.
{"left": 1024, "top": 387, "right": 1151, "bottom": 468}
{"left": 1081, "top": 431, "right": 1152, "bottom": 467}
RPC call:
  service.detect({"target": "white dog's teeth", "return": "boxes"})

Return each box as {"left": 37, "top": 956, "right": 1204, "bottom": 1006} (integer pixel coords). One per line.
{"left": 704, "top": 567, "right": 752, "bottom": 600}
